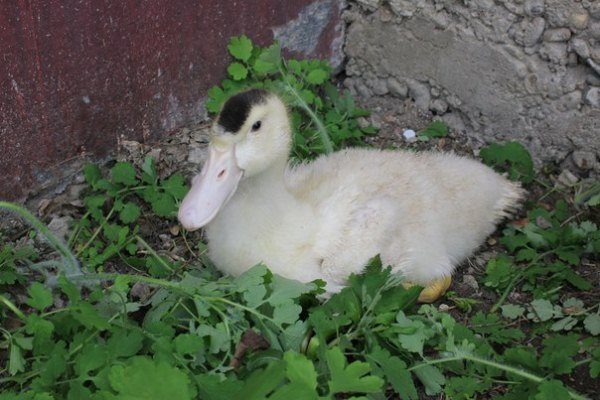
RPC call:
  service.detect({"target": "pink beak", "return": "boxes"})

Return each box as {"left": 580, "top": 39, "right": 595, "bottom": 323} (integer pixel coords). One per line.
{"left": 178, "top": 144, "right": 243, "bottom": 231}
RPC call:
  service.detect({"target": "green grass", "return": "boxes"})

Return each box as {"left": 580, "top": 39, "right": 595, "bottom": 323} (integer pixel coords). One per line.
{"left": 0, "top": 37, "right": 599, "bottom": 400}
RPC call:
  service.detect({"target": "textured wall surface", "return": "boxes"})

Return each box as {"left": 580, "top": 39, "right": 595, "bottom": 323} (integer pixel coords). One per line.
{"left": 344, "top": 0, "right": 599, "bottom": 169}
{"left": 0, "top": 0, "right": 344, "bottom": 200}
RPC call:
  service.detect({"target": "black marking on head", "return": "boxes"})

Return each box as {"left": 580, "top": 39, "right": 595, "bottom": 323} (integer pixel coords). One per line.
{"left": 217, "top": 89, "right": 269, "bottom": 133}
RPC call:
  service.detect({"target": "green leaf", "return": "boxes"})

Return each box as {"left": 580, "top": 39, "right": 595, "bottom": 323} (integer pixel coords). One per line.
{"left": 253, "top": 43, "right": 281, "bottom": 75}
{"left": 83, "top": 164, "right": 102, "bottom": 186}
{"left": 535, "top": 380, "right": 570, "bottom": 400}
{"left": 174, "top": 333, "right": 204, "bottom": 355}
{"left": 8, "top": 343, "right": 25, "bottom": 375}
{"left": 369, "top": 346, "right": 417, "bottom": 399}
{"left": 26, "top": 282, "right": 53, "bottom": 311}
{"left": 228, "top": 62, "right": 248, "bottom": 81}
{"left": 283, "top": 351, "right": 317, "bottom": 390}
{"left": 73, "top": 302, "right": 110, "bottom": 330}
{"left": 539, "top": 334, "right": 578, "bottom": 374}
{"left": 206, "top": 86, "right": 227, "bottom": 113}
{"left": 109, "top": 356, "right": 194, "bottom": 400}
{"left": 590, "top": 348, "right": 600, "bottom": 378}
{"left": 306, "top": 68, "right": 329, "bottom": 85}
{"left": 550, "top": 316, "right": 578, "bottom": 331}
{"left": 228, "top": 35, "right": 253, "bottom": 62}
{"left": 326, "top": 347, "right": 383, "bottom": 394}
{"left": 395, "top": 311, "right": 429, "bottom": 354}
{"left": 584, "top": 314, "right": 600, "bottom": 335}
{"left": 419, "top": 120, "right": 448, "bottom": 139}
{"left": 119, "top": 202, "right": 141, "bottom": 224}
{"left": 413, "top": 364, "right": 445, "bottom": 396}
{"left": 141, "top": 156, "right": 157, "bottom": 183}
{"left": 151, "top": 192, "right": 177, "bottom": 217}
{"left": 530, "top": 299, "right": 560, "bottom": 322}
{"left": 162, "top": 174, "right": 188, "bottom": 200}
{"left": 480, "top": 141, "right": 534, "bottom": 183}
{"left": 501, "top": 304, "right": 525, "bottom": 320}
{"left": 445, "top": 376, "right": 489, "bottom": 400}
{"left": 111, "top": 162, "right": 139, "bottom": 186}
{"left": 237, "top": 360, "right": 286, "bottom": 399}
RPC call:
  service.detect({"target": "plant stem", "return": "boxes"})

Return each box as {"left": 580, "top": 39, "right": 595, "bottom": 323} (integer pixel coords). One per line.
{"left": 280, "top": 65, "right": 333, "bottom": 153}
{"left": 136, "top": 235, "right": 174, "bottom": 273}
{"left": 490, "top": 251, "right": 552, "bottom": 313}
{"left": 0, "top": 294, "right": 26, "bottom": 320}
{"left": 410, "top": 353, "right": 589, "bottom": 400}
{"left": 76, "top": 205, "right": 115, "bottom": 257}
{"left": 0, "top": 201, "right": 81, "bottom": 277}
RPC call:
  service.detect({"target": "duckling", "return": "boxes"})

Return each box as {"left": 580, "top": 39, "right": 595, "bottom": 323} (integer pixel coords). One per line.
{"left": 178, "top": 89, "right": 523, "bottom": 302}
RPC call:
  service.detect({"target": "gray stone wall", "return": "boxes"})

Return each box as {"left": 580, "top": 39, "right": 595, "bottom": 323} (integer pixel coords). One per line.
{"left": 344, "top": 0, "right": 599, "bottom": 169}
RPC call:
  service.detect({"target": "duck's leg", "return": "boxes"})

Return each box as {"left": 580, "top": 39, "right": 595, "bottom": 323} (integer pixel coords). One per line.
{"left": 404, "top": 276, "right": 452, "bottom": 303}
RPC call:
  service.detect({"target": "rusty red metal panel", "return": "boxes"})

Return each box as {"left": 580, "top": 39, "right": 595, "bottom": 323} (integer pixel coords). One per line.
{"left": 0, "top": 0, "right": 342, "bottom": 200}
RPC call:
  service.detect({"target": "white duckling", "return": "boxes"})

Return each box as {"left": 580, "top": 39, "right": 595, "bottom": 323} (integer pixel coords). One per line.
{"left": 178, "top": 89, "right": 523, "bottom": 302}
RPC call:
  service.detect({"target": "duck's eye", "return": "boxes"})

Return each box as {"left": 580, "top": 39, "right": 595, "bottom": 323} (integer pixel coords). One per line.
{"left": 251, "top": 121, "right": 262, "bottom": 132}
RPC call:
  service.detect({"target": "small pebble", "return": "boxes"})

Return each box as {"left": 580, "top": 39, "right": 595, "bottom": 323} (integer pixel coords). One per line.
{"left": 462, "top": 275, "right": 479, "bottom": 291}
{"left": 438, "top": 303, "right": 451, "bottom": 312}
{"left": 169, "top": 225, "right": 180, "bottom": 236}
{"left": 402, "top": 129, "right": 417, "bottom": 142}
{"left": 556, "top": 169, "right": 579, "bottom": 187}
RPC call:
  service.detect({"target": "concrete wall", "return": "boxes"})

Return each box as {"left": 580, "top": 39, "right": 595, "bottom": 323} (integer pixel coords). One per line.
{"left": 0, "top": 0, "right": 344, "bottom": 201}
{"left": 344, "top": 0, "right": 599, "bottom": 170}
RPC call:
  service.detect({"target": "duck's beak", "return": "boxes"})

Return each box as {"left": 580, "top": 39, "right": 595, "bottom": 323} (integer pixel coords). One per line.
{"left": 178, "top": 141, "right": 243, "bottom": 231}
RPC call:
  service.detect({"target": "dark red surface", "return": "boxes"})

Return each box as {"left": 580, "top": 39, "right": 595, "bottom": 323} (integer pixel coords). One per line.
{"left": 0, "top": 0, "right": 340, "bottom": 200}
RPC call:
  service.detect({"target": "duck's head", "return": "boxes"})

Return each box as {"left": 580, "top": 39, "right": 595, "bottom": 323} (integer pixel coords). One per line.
{"left": 178, "top": 89, "right": 291, "bottom": 231}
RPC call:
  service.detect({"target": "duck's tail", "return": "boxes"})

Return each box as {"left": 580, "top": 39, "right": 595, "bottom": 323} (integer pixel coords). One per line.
{"left": 494, "top": 179, "right": 526, "bottom": 222}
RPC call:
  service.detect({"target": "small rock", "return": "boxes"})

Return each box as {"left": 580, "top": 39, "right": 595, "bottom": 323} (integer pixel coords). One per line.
{"left": 570, "top": 38, "right": 591, "bottom": 59}
{"left": 147, "top": 148, "right": 161, "bottom": 163}
{"left": 389, "top": 0, "right": 418, "bottom": 17}
{"left": 355, "top": 0, "right": 381, "bottom": 11}
{"left": 588, "top": 59, "right": 600, "bottom": 76}
{"left": 556, "top": 169, "right": 579, "bottom": 187}
{"left": 370, "top": 78, "right": 389, "bottom": 96}
{"left": 487, "top": 237, "right": 497, "bottom": 246}
{"left": 539, "top": 42, "right": 568, "bottom": 65}
{"left": 589, "top": 3, "right": 600, "bottom": 19}
{"left": 68, "top": 184, "right": 87, "bottom": 200}
{"left": 48, "top": 215, "right": 72, "bottom": 241}
{"left": 513, "top": 17, "right": 545, "bottom": 47}
{"left": 402, "top": 129, "right": 417, "bottom": 142}
{"left": 584, "top": 87, "right": 600, "bottom": 107}
{"left": 535, "top": 216, "right": 552, "bottom": 229}
{"left": 357, "top": 117, "right": 370, "bottom": 129}
{"left": 158, "top": 233, "right": 172, "bottom": 249}
{"left": 355, "top": 81, "right": 373, "bottom": 98}
{"left": 369, "top": 114, "right": 383, "bottom": 129}
{"left": 37, "top": 198, "right": 52, "bottom": 215}
{"left": 131, "top": 281, "right": 153, "bottom": 302}
{"left": 570, "top": 12, "right": 590, "bottom": 30}
{"left": 446, "top": 94, "right": 462, "bottom": 108}
{"left": 524, "top": 0, "right": 544, "bottom": 17}
{"left": 559, "top": 90, "right": 582, "bottom": 111}
{"left": 572, "top": 150, "right": 598, "bottom": 170}
{"left": 567, "top": 52, "right": 579, "bottom": 66}
{"left": 169, "top": 225, "right": 180, "bottom": 236}
{"left": 587, "top": 73, "right": 600, "bottom": 87}
{"left": 430, "top": 99, "right": 449, "bottom": 114}
{"left": 543, "top": 28, "right": 571, "bottom": 42}
{"left": 590, "top": 21, "right": 600, "bottom": 39}
{"left": 386, "top": 77, "right": 408, "bottom": 98}
{"left": 462, "top": 274, "right": 479, "bottom": 291}
{"left": 438, "top": 303, "right": 451, "bottom": 312}
{"left": 406, "top": 79, "right": 431, "bottom": 110}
